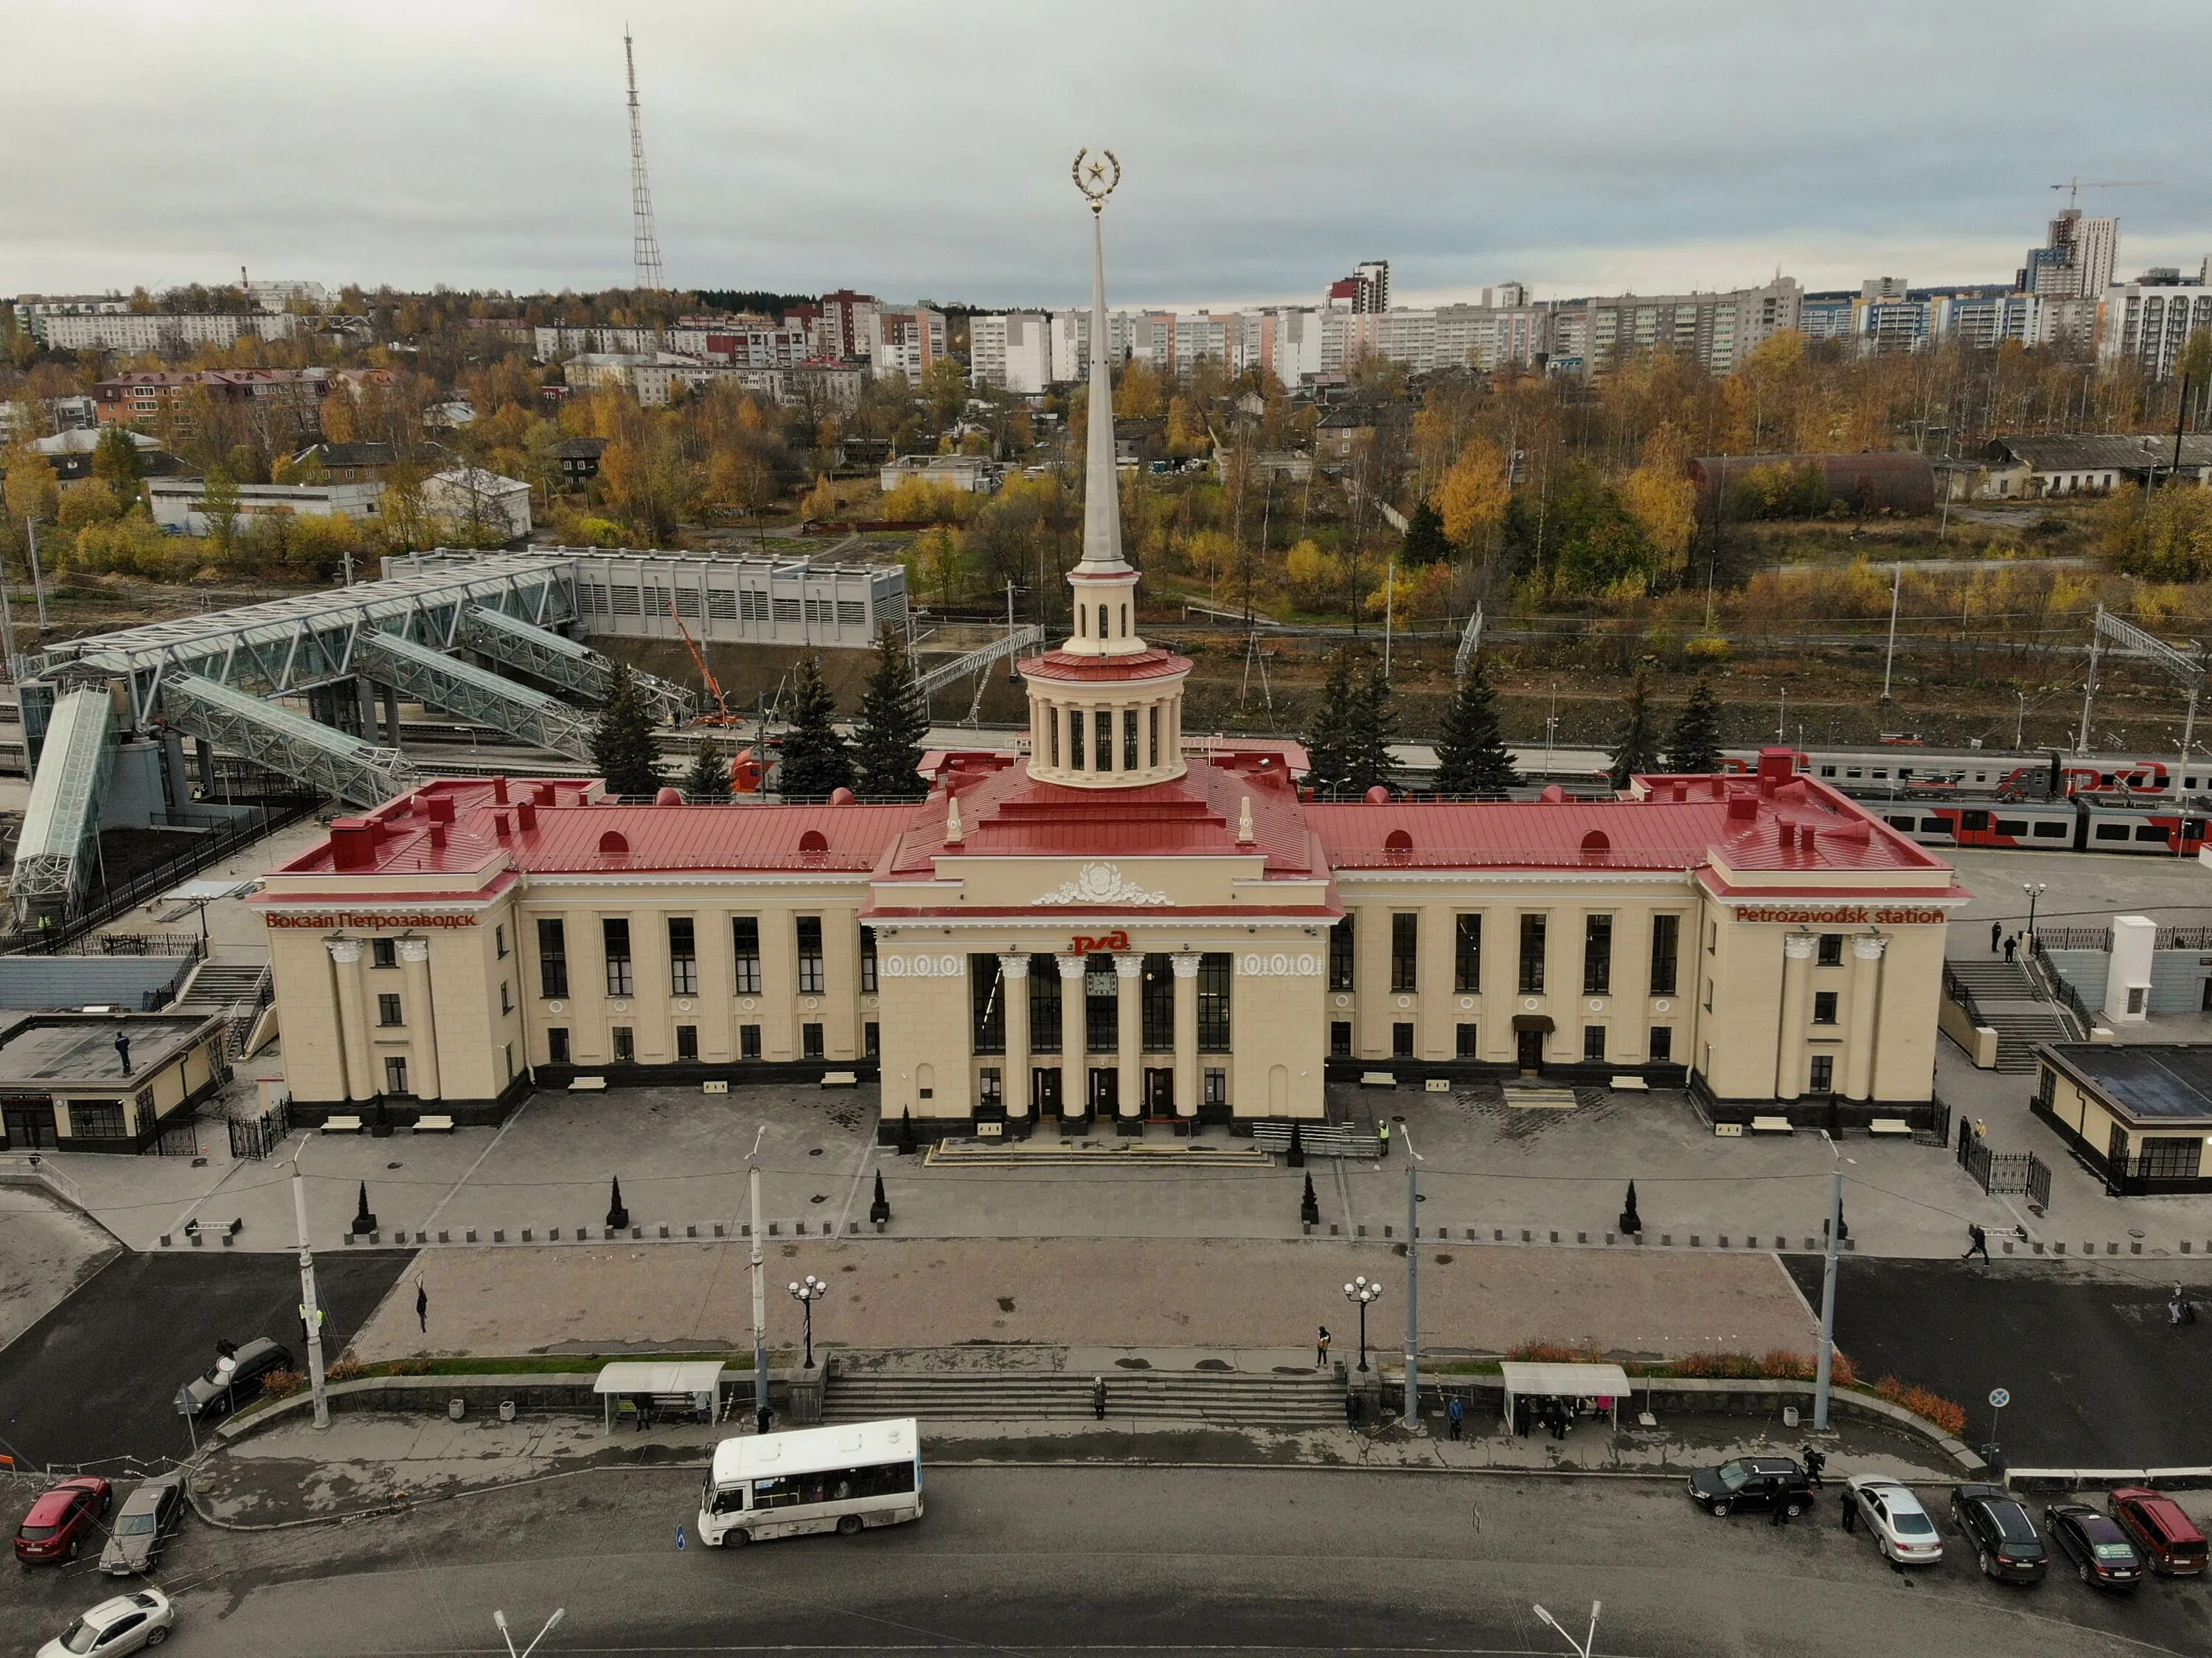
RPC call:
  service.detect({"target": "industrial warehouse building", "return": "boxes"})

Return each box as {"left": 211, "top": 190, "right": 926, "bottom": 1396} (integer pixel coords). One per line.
{"left": 254, "top": 202, "right": 1964, "bottom": 1137}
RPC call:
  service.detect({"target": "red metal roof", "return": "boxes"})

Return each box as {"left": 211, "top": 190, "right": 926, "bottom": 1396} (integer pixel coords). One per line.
{"left": 1018, "top": 647, "right": 1192, "bottom": 684}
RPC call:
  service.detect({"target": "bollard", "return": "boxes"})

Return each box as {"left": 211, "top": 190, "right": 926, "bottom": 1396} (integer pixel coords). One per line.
{"left": 658, "top": 1225, "right": 669, "bottom": 1239}
{"left": 192, "top": 1232, "right": 206, "bottom": 1248}
{"left": 1718, "top": 1236, "right": 1729, "bottom": 1249}
{"left": 686, "top": 1225, "right": 697, "bottom": 1238}
{"left": 521, "top": 1228, "right": 532, "bottom": 1242}
{"left": 1604, "top": 1232, "right": 1614, "bottom": 1246}
{"left": 1576, "top": 1232, "right": 1587, "bottom": 1245}
{"left": 1494, "top": 1229, "right": 1504, "bottom": 1241}
{"left": 713, "top": 1223, "right": 724, "bottom": 1237}
{"left": 1804, "top": 1238, "right": 1815, "bottom": 1251}
{"left": 159, "top": 1235, "right": 171, "bottom": 1248}
{"left": 2052, "top": 1241, "right": 2064, "bottom": 1254}
{"left": 1520, "top": 1229, "right": 1531, "bottom": 1243}
{"left": 1691, "top": 1235, "right": 1701, "bottom": 1247}
{"left": 2130, "top": 1241, "right": 2141, "bottom": 1255}
{"left": 848, "top": 1221, "right": 859, "bottom": 1235}
{"left": 340, "top": 1233, "right": 352, "bottom": 1246}
{"left": 549, "top": 1228, "right": 560, "bottom": 1241}
{"left": 768, "top": 1222, "right": 779, "bottom": 1236}
{"left": 1661, "top": 1233, "right": 1672, "bottom": 1246}
{"left": 1329, "top": 1223, "right": 1340, "bottom": 1235}
{"left": 2003, "top": 1241, "right": 2013, "bottom": 1254}
{"left": 467, "top": 1229, "right": 477, "bottom": 1243}
{"left": 1383, "top": 1225, "right": 1393, "bottom": 1238}
{"left": 1549, "top": 1231, "right": 1559, "bottom": 1244}
{"left": 439, "top": 1230, "right": 450, "bottom": 1244}
{"left": 221, "top": 1232, "right": 233, "bottom": 1248}
{"left": 2183, "top": 1241, "right": 2194, "bottom": 1254}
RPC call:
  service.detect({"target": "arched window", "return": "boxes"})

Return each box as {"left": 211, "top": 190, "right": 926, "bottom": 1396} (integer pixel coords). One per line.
{"left": 1098, "top": 604, "right": 1109, "bottom": 642}
{"left": 1077, "top": 607, "right": 1085, "bottom": 636}
{"left": 799, "top": 828, "right": 829, "bottom": 856}
{"left": 1121, "top": 605, "right": 1129, "bottom": 637}
{"left": 597, "top": 830, "right": 629, "bottom": 859}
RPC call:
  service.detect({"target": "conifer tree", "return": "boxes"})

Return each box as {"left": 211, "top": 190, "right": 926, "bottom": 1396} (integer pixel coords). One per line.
{"left": 1607, "top": 667, "right": 1662, "bottom": 791}
{"left": 1663, "top": 672, "right": 1724, "bottom": 774}
{"left": 1400, "top": 499, "right": 1450, "bottom": 566}
{"left": 1345, "top": 651, "right": 1398, "bottom": 797}
{"left": 1434, "top": 656, "right": 1520, "bottom": 796}
{"left": 776, "top": 651, "right": 854, "bottom": 798}
{"left": 683, "top": 738, "right": 730, "bottom": 802}
{"left": 1302, "top": 648, "right": 1358, "bottom": 798}
{"left": 590, "top": 663, "right": 666, "bottom": 799}
{"left": 852, "top": 625, "right": 929, "bottom": 799}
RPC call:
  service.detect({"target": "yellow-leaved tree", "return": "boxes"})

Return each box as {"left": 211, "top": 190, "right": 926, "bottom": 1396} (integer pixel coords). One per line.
{"left": 1434, "top": 438, "right": 1509, "bottom": 549}
{"left": 1618, "top": 423, "right": 1698, "bottom": 584}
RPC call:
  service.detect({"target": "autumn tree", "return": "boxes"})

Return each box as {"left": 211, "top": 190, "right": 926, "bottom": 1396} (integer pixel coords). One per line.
{"left": 2, "top": 446, "right": 58, "bottom": 524}
{"left": 1618, "top": 423, "right": 1698, "bottom": 585}
{"left": 1435, "top": 437, "right": 1509, "bottom": 549}
{"left": 1434, "top": 656, "right": 1519, "bottom": 796}
{"left": 1113, "top": 359, "right": 1164, "bottom": 421}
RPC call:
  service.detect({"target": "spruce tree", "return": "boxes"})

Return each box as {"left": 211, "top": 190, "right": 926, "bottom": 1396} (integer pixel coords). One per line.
{"left": 1663, "top": 672, "right": 1724, "bottom": 774}
{"left": 852, "top": 624, "right": 929, "bottom": 799}
{"left": 591, "top": 663, "right": 666, "bottom": 799}
{"left": 776, "top": 651, "right": 854, "bottom": 798}
{"left": 1400, "top": 499, "right": 1450, "bottom": 566}
{"left": 1434, "top": 656, "right": 1520, "bottom": 796}
{"left": 683, "top": 738, "right": 730, "bottom": 802}
{"left": 1301, "top": 648, "right": 1358, "bottom": 798}
{"left": 1345, "top": 651, "right": 1398, "bottom": 797}
{"left": 1607, "top": 667, "right": 1661, "bottom": 791}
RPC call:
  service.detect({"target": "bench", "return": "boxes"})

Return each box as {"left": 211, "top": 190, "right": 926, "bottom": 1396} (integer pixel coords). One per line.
{"left": 1611, "top": 1075, "right": 1649, "bottom": 1092}
{"left": 820, "top": 1071, "right": 858, "bottom": 1089}
{"left": 1868, "top": 1117, "right": 1913, "bottom": 1137}
{"left": 322, "top": 1114, "right": 365, "bottom": 1134}
{"left": 1748, "top": 1115, "right": 1795, "bottom": 1134}
{"left": 568, "top": 1075, "right": 607, "bottom": 1092}
{"left": 412, "top": 1114, "right": 455, "bottom": 1134}
{"left": 1360, "top": 1072, "right": 1397, "bottom": 1089}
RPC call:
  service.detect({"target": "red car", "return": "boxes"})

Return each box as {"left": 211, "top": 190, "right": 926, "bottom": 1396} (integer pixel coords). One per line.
{"left": 15, "top": 1476, "right": 111, "bottom": 1567}
{"left": 2111, "top": 1487, "right": 2209, "bottom": 1576}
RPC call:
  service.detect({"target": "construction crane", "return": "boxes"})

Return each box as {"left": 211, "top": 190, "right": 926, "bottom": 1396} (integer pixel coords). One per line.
{"left": 2050, "top": 178, "right": 2156, "bottom": 209}
{"left": 667, "top": 600, "right": 743, "bottom": 726}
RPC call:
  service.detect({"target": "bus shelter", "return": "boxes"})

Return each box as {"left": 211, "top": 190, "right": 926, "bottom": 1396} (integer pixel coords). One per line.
{"left": 1498, "top": 1361, "right": 1630, "bottom": 1434}
{"left": 594, "top": 1360, "right": 726, "bottom": 1433}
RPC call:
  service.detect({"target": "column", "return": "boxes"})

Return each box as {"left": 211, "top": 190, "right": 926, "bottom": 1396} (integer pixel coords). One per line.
{"left": 1000, "top": 954, "right": 1031, "bottom": 1122}
{"left": 380, "top": 684, "right": 402, "bottom": 749}
{"left": 1774, "top": 933, "right": 1814, "bottom": 1101}
{"left": 1057, "top": 955, "right": 1088, "bottom": 1119}
{"left": 327, "top": 938, "right": 373, "bottom": 1101}
{"left": 1116, "top": 954, "right": 1143, "bottom": 1123}
{"left": 355, "top": 676, "right": 378, "bottom": 738}
{"left": 1843, "top": 934, "right": 1887, "bottom": 1100}
{"left": 397, "top": 937, "right": 442, "bottom": 1099}
{"left": 1171, "top": 953, "right": 1200, "bottom": 1118}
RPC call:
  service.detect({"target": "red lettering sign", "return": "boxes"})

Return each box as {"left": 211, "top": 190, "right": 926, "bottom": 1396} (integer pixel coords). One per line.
{"left": 1068, "top": 929, "right": 1130, "bottom": 954}
{"left": 265, "top": 912, "right": 479, "bottom": 929}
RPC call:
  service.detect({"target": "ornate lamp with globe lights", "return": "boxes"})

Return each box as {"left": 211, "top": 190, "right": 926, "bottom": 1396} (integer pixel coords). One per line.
{"left": 787, "top": 1274, "right": 828, "bottom": 1371}
{"left": 1343, "top": 1275, "right": 1384, "bottom": 1373}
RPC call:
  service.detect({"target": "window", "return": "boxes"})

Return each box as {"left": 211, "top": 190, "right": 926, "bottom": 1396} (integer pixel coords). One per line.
{"left": 1205, "top": 1068, "right": 1228, "bottom": 1106}
{"left": 1583, "top": 915, "right": 1613, "bottom": 995}
{"left": 1029, "top": 957, "right": 1061, "bottom": 1052}
{"left": 495, "top": 923, "right": 508, "bottom": 960}
{"left": 547, "top": 1027, "right": 570, "bottom": 1063}
{"left": 1583, "top": 1025, "right": 1606, "bottom": 1063}
{"left": 1329, "top": 918, "right": 1355, "bottom": 991}
{"left": 1649, "top": 915, "right": 1679, "bottom": 996}
{"left": 751, "top": 1458, "right": 917, "bottom": 1510}
{"left": 1392, "top": 1021, "right": 1414, "bottom": 1058}
{"left": 2135, "top": 1137, "right": 2202, "bottom": 1181}
{"left": 1649, "top": 1026, "right": 1672, "bottom": 1063}
{"left": 375, "top": 992, "right": 403, "bottom": 1027}
{"left": 603, "top": 919, "right": 633, "bottom": 997}
{"left": 802, "top": 1023, "right": 824, "bottom": 1059}
{"left": 970, "top": 956, "right": 1006, "bottom": 1054}
{"left": 71, "top": 1103, "right": 125, "bottom": 1138}
{"left": 1123, "top": 708, "right": 1138, "bottom": 770}
{"left": 1391, "top": 914, "right": 1419, "bottom": 993}
{"left": 669, "top": 918, "right": 698, "bottom": 996}
{"left": 371, "top": 938, "right": 397, "bottom": 969}
{"left": 860, "top": 927, "right": 877, "bottom": 994}
{"left": 384, "top": 1055, "right": 411, "bottom": 1094}
{"left": 796, "top": 918, "right": 824, "bottom": 994}
{"left": 500, "top": 981, "right": 512, "bottom": 1015}
{"left": 1197, "top": 954, "right": 1232, "bottom": 1051}
{"left": 2094, "top": 822, "right": 2129, "bottom": 842}
{"left": 1703, "top": 978, "right": 1714, "bottom": 1013}
{"left": 1453, "top": 915, "right": 1481, "bottom": 993}
{"left": 1707, "top": 920, "right": 1718, "bottom": 955}
{"left": 1518, "top": 915, "right": 1547, "bottom": 993}
{"left": 1049, "top": 711, "right": 1060, "bottom": 767}
{"left": 504, "top": 1043, "right": 514, "bottom": 1082}
{"left": 740, "top": 1024, "right": 762, "bottom": 1061}
{"left": 1095, "top": 710, "right": 1113, "bottom": 772}
{"left": 1149, "top": 705, "right": 1160, "bottom": 769}
{"left": 732, "top": 918, "right": 762, "bottom": 996}
{"left": 1808, "top": 1055, "right": 1834, "bottom": 1093}
{"left": 611, "top": 1026, "right": 635, "bottom": 1064}
{"left": 1330, "top": 1021, "right": 1352, "bottom": 1057}
{"left": 1818, "top": 934, "right": 1843, "bottom": 966}
{"left": 1085, "top": 957, "right": 1119, "bottom": 1052}
{"left": 1097, "top": 603, "right": 1109, "bottom": 639}
{"left": 978, "top": 1067, "right": 1002, "bottom": 1106}
{"left": 1812, "top": 991, "right": 1838, "bottom": 1025}
{"left": 537, "top": 919, "right": 568, "bottom": 997}
{"left": 675, "top": 1024, "right": 698, "bottom": 1061}
{"left": 1455, "top": 1022, "right": 1479, "bottom": 1059}
{"left": 1069, "top": 706, "right": 1085, "bottom": 769}
{"left": 864, "top": 1021, "right": 880, "bottom": 1058}
{"left": 1141, "top": 955, "right": 1175, "bottom": 1051}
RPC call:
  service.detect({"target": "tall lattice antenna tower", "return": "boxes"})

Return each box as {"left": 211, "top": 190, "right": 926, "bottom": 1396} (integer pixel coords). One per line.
{"left": 624, "top": 25, "right": 666, "bottom": 292}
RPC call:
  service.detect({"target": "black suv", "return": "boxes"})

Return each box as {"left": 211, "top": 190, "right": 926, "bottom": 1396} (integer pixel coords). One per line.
{"left": 173, "top": 1336, "right": 294, "bottom": 1421}
{"left": 1950, "top": 1483, "right": 2048, "bottom": 1582}
{"left": 1687, "top": 1457, "right": 1815, "bottom": 1519}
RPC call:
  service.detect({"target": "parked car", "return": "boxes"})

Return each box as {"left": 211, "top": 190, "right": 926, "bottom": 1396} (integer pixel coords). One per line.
{"left": 2110, "top": 1487, "right": 2208, "bottom": 1576}
{"left": 37, "top": 1590, "right": 173, "bottom": 1656}
{"left": 1950, "top": 1483, "right": 2048, "bottom": 1583}
{"left": 1845, "top": 1476, "right": 1944, "bottom": 1565}
{"left": 2044, "top": 1501, "right": 2145, "bottom": 1589}
{"left": 1686, "top": 1457, "right": 1814, "bottom": 1519}
{"left": 15, "top": 1477, "right": 112, "bottom": 1567}
{"left": 174, "top": 1337, "right": 293, "bottom": 1421}
{"left": 98, "top": 1478, "right": 184, "bottom": 1577}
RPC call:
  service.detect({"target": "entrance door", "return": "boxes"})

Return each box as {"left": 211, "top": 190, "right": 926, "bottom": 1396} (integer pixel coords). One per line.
{"left": 1032, "top": 1066, "right": 1062, "bottom": 1116}
{"left": 1515, "top": 1028, "right": 1544, "bottom": 1074}
{"left": 2, "top": 1097, "right": 56, "bottom": 1149}
{"left": 1144, "top": 1068, "right": 1174, "bottom": 1114}
{"left": 1089, "top": 1067, "right": 1118, "bottom": 1114}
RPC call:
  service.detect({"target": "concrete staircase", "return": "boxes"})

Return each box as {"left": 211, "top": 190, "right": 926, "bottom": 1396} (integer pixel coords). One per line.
{"left": 1947, "top": 959, "right": 2075, "bottom": 1073}
{"left": 821, "top": 1365, "right": 1342, "bottom": 1429}
{"left": 176, "top": 959, "right": 271, "bottom": 1011}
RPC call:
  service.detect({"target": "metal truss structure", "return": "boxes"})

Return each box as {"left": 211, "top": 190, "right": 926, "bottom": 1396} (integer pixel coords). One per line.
{"left": 10, "top": 688, "right": 114, "bottom": 921}
{"left": 914, "top": 625, "right": 1046, "bottom": 701}
{"left": 353, "top": 630, "right": 593, "bottom": 760}
{"left": 1454, "top": 603, "right": 1486, "bottom": 681}
{"left": 461, "top": 604, "right": 693, "bottom": 726}
{"left": 159, "top": 673, "right": 420, "bottom": 809}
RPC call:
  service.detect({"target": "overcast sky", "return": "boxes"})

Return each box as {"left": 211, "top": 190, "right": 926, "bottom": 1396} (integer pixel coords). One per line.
{"left": 7, "top": 0, "right": 2211, "bottom": 311}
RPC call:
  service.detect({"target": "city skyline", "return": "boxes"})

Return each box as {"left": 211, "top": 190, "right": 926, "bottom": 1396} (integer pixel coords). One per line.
{"left": 6, "top": 0, "right": 2211, "bottom": 305}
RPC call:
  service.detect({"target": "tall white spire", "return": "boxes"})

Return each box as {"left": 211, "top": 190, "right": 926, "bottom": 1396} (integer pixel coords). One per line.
{"left": 1073, "top": 150, "right": 1127, "bottom": 575}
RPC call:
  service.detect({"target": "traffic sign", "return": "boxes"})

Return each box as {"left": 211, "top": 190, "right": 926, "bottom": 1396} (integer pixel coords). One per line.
{"left": 1988, "top": 1387, "right": 2010, "bottom": 1409}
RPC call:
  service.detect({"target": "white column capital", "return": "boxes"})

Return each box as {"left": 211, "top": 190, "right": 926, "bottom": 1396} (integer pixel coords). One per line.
{"left": 327, "top": 937, "right": 364, "bottom": 965}
{"left": 1852, "top": 934, "right": 1888, "bottom": 962}
{"left": 397, "top": 937, "right": 432, "bottom": 965}
{"left": 999, "top": 953, "right": 1032, "bottom": 979}
{"left": 1057, "top": 954, "right": 1088, "bottom": 980}
{"left": 1783, "top": 933, "right": 1818, "bottom": 961}
{"left": 1169, "top": 952, "right": 1203, "bottom": 979}
{"left": 1113, "top": 954, "right": 1144, "bottom": 979}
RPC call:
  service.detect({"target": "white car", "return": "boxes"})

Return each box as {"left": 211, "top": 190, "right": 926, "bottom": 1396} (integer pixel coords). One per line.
{"left": 1846, "top": 1476, "right": 1945, "bottom": 1566}
{"left": 39, "top": 1591, "right": 173, "bottom": 1656}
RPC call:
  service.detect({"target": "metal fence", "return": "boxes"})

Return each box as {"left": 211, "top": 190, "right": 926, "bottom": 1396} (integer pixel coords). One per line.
{"left": 2037, "top": 924, "right": 2212, "bottom": 954}
{"left": 1959, "top": 1131, "right": 2052, "bottom": 1210}
{"left": 229, "top": 1098, "right": 290, "bottom": 1162}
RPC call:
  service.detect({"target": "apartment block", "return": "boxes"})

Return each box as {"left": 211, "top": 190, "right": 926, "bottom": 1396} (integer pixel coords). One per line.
{"left": 969, "top": 313, "right": 1052, "bottom": 394}
{"left": 869, "top": 306, "right": 946, "bottom": 383}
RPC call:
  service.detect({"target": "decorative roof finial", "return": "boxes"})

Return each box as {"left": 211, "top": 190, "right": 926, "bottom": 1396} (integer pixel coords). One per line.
{"left": 1238, "top": 796, "right": 1256, "bottom": 845}
{"left": 1072, "top": 148, "right": 1129, "bottom": 577}
{"left": 1071, "top": 148, "right": 1120, "bottom": 217}
{"left": 946, "top": 794, "right": 964, "bottom": 845}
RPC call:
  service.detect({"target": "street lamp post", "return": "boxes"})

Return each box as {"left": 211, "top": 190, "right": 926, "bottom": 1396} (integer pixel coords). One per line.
{"left": 291, "top": 1131, "right": 330, "bottom": 1430}
{"left": 1343, "top": 1275, "right": 1382, "bottom": 1374}
{"left": 1533, "top": 1600, "right": 1602, "bottom": 1658}
{"left": 493, "top": 1608, "right": 566, "bottom": 1658}
{"left": 787, "top": 1274, "right": 827, "bottom": 1371}
{"left": 1396, "top": 1117, "right": 1424, "bottom": 1432}
{"left": 2022, "top": 881, "right": 2047, "bottom": 946}
{"left": 1814, "top": 1129, "right": 1854, "bottom": 1432}
{"left": 746, "top": 1125, "right": 768, "bottom": 1429}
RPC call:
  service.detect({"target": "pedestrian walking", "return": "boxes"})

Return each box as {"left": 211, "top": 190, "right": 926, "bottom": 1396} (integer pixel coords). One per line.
{"left": 1770, "top": 1494, "right": 1792, "bottom": 1527}
{"left": 1316, "top": 1326, "right": 1332, "bottom": 1368}
{"left": 756, "top": 1406, "right": 773, "bottom": 1437}
{"left": 113, "top": 1031, "right": 132, "bottom": 1075}
{"left": 2003, "top": 934, "right": 2017, "bottom": 964}
{"left": 1802, "top": 1446, "right": 1826, "bottom": 1488}
{"left": 415, "top": 1280, "right": 428, "bottom": 1333}
{"left": 1446, "top": 1395, "right": 1464, "bottom": 1441}
{"left": 1841, "top": 1493, "right": 1858, "bottom": 1533}
{"left": 1990, "top": 920, "right": 2002, "bottom": 954}
{"left": 1092, "top": 1376, "right": 1107, "bottom": 1421}
{"left": 1964, "top": 1223, "right": 1991, "bottom": 1263}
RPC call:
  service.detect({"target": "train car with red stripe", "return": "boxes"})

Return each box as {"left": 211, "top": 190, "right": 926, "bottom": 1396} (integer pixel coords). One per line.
{"left": 1865, "top": 799, "right": 2212, "bottom": 856}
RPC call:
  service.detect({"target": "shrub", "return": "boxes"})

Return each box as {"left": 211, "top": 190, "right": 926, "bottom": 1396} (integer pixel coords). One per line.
{"left": 325, "top": 1359, "right": 366, "bottom": 1383}
{"left": 1760, "top": 1350, "right": 1810, "bottom": 1380}
{"left": 258, "top": 1368, "right": 307, "bottom": 1401}
{"left": 1683, "top": 633, "right": 1732, "bottom": 662}
{"left": 391, "top": 1358, "right": 434, "bottom": 1376}
{"left": 1873, "top": 1376, "right": 1967, "bottom": 1437}
{"left": 1507, "top": 1340, "right": 1601, "bottom": 1364}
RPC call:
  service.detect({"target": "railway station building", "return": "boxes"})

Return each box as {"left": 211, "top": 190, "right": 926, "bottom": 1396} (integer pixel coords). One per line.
{"left": 252, "top": 196, "right": 1966, "bottom": 1137}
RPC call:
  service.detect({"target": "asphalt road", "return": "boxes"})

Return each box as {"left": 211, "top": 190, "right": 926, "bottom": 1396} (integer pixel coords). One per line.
{"left": 0, "top": 1249, "right": 411, "bottom": 1470}
{"left": 4, "top": 1464, "right": 2204, "bottom": 1657}
{"left": 1783, "top": 1255, "right": 2212, "bottom": 1468}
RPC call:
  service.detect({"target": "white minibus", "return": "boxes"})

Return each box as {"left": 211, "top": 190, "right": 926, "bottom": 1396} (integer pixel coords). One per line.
{"left": 697, "top": 1417, "right": 922, "bottom": 1546}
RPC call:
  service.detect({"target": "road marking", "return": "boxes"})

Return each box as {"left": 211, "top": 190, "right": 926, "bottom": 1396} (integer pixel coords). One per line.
{"left": 1770, "top": 1250, "right": 1821, "bottom": 1333}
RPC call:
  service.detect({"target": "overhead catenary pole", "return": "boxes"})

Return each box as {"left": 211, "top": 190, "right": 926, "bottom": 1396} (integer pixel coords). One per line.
{"left": 1880, "top": 561, "right": 1901, "bottom": 702}
{"left": 1401, "top": 1122, "right": 1422, "bottom": 1432}
{"left": 24, "top": 516, "right": 48, "bottom": 629}
{"left": 1814, "top": 1159, "right": 1843, "bottom": 1432}
{"left": 2079, "top": 603, "right": 2104, "bottom": 755}
{"left": 748, "top": 1125, "right": 768, "bottom": 1426}
{"left": 291, "top": 1133, "right": 331, "bottom": 1429}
